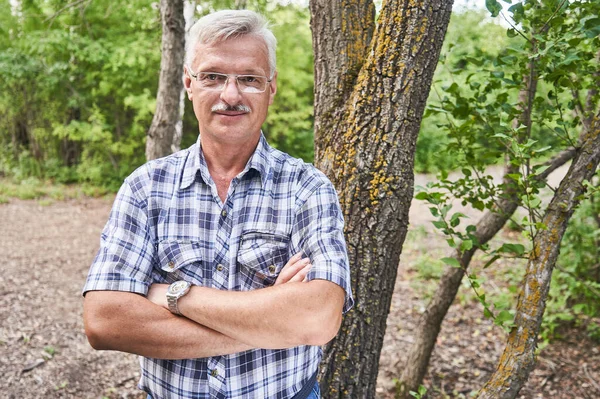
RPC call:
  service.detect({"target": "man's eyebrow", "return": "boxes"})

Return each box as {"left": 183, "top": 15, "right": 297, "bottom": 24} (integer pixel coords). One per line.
{"left": 197, "top": 66, "right": 267, "bottom": 75}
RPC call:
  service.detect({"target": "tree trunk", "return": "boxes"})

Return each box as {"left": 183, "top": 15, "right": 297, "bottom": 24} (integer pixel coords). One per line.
{"left": 171, "top": 0, "right": 197, "bottom": 154}
{"left": 477, "top": 109, "right": 600, "bottom": 398}
{"left": 146, "top": 0, "right": 185, "bottom": 161}
{"left": 394, "top": 39, "right": 542, "bottom": 398}
{"left": 393, "top": 148, "right": 575, "bottom": 398}
{"left": 310, "top": 1, "right": 454, "bottom": 397}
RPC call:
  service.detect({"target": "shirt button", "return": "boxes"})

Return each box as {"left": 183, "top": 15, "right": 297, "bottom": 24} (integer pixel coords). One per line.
{"left": 210, "top": 369, "right": 219, "bottom": 377}
{"left": 217, "top": 264, "right": 224, "bottom": 271}
{"left": 268, "top": 265, "right": 276, "bottom": 273}
{"left": 221, "top": 210, "right": 227, "bottom": 217}
{"left": 168, "top": 261, "right": 175, "bottom": 269}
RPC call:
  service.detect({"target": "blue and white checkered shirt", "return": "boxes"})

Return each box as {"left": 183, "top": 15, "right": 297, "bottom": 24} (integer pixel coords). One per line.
{"left": 83, "top": 134, "right": 353, "bottom": 398}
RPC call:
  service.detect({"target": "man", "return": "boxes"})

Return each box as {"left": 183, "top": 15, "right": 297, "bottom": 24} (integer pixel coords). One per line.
{"left": 83, "top": 9, "right": 353, "bottom": 399}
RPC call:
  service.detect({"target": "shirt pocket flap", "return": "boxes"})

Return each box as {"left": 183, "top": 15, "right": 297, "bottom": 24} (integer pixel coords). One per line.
{"left": 157, "top": 241, "right": 203, "bottom": 272}
{"left": 238, "top": 231, "right": 289, "bottom": 279}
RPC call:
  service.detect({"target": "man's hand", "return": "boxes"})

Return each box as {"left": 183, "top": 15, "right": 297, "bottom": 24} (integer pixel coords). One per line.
{"left": 274, "top": 253, "right": 312, "bottom": 285}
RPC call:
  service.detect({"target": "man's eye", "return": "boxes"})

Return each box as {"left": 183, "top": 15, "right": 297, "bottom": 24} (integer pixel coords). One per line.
{"left": 203, "top": 74, "right": 224, "bottom": 81}
{"left": 239, "top": 76, "right": 257, "bottom": 83}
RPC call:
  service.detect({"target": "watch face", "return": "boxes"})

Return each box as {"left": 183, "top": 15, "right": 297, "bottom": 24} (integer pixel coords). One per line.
{"left": 169, "top": 281, "right": 190, "bottom": 294}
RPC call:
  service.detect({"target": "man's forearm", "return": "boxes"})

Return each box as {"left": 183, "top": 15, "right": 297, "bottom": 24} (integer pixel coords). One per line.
{"left": 176, "top": 280, "right": 344, "bottom": 349}
{"left": 84, "top": 291, "right": 252, "bottom": 359}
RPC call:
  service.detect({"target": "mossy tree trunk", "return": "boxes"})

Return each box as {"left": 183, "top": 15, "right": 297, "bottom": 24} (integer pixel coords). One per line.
{"left": 146, "top": 0, "right": 185, "bottom": 161}
{"left": 476, "top": 109, "right": 600, "bottom": 398}
{"left": 394, "top": 44, "right": 543, "bottom": 398}
{"left": 309, "top": 0, "right": 454, "bottom": 397}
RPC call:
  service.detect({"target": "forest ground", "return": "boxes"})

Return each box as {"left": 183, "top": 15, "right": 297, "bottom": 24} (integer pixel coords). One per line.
{"left": 1, "top": 165, "right": 599, "bottom": 398}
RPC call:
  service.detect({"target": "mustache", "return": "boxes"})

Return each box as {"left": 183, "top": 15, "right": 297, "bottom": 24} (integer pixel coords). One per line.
{"left": 211, "top": 103, "right": 251, "bottom": 113}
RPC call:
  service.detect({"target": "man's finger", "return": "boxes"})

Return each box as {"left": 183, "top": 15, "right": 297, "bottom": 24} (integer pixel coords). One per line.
{"left": 274, "top": 254, "right": 308, "bottom": 285}
{"left": 289, "top": 263, "right": 311, "bottom": 283}
{"left": 275, "top": 258, "right": 309, "bottom": 285}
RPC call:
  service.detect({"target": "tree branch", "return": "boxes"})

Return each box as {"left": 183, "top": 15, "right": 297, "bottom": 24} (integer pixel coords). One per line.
{"left": 45, "top": 0, "right": 91, "bottom": 27}
{"left": 477, "top": 108, "right": 600, "bottom": 399}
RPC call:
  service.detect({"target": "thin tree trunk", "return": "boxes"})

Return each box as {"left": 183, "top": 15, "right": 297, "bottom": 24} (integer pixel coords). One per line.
{"left": 477, "top": 109, "right": 600, "bottom": 398}
{"left": 393, "top": 148, "right": 574, "bottom": 398}
{"left": 394, "top": 41, "right": 541, "bottom": 398}
{"left": 171, "top": 0, "right": 196, "bottom": 154}
{"left": 146, "top": 0, "right": 185, "bottom": 161}
{"left": 310, "top": 1, "right": 454, "bottom": 397}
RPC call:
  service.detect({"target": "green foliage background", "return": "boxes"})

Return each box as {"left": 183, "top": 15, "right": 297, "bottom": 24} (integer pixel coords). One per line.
{"left": 0, "top": 0, "right": 514, "bottom": 188}
{"left": 0, "top": 0, "right": 314, "bottom": 190}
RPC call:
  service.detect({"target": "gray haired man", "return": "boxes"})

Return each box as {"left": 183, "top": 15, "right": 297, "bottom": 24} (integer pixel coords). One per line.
{"left": 83, "top": 9, "right": 353, "bottom": 399}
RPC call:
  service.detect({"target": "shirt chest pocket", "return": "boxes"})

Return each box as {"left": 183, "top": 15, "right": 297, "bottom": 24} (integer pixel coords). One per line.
{"left": 237, "top": 231, "right": 290, "bottom": 288}
{"left": 157, "top": 241, "right": 204, "bottom": 284}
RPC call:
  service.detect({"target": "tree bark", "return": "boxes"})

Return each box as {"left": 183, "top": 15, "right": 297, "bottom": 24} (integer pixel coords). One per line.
{"left": 477, "top": 109, "right": 600, "bottom": 398}
{"left": 310, "top": 1, "right": 454, "bottom": 397}
{"left": 146, "top": 0, "right": 185, "bottom": 161}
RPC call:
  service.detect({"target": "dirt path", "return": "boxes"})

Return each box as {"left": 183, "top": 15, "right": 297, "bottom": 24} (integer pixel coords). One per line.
{"left": 1, "top": 165, "right": 598, "bottom": 398}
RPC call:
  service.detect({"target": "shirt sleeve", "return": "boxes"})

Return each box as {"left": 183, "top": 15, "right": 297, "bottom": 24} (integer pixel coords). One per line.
{"left": 82, "top": 178, "right": 155, "bottom": 296}
{"left": 291, "top": 180, "right": 354, "bottom": 313}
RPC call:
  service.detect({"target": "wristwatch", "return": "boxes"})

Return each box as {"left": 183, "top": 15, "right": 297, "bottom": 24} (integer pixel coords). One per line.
{"left": 166, "top": 280, "right": 192, "bottom": 315}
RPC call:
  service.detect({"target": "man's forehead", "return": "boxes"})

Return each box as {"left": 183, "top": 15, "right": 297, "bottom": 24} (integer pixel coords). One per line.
{"left": 191, "top": 36, "right": 269, "bottom": 72}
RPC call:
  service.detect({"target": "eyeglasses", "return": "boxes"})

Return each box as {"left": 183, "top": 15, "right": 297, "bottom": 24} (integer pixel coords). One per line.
{"left": 188, "top": 71, "right": 272, "bottom": 93}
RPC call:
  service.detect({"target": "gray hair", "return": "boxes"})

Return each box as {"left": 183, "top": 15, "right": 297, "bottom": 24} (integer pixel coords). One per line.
{"left": 186, "top": 10, "right": 277, "bottom": 77}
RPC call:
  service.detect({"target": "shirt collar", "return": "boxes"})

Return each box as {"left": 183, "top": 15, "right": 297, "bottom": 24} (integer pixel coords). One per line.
{"left": 179, "top": 133, "right": 271, "bottom": 191}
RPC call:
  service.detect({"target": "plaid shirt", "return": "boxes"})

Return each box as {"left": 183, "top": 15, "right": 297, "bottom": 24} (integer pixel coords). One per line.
{"left": 83, "top": 134, "right": 353, "bottom": 398}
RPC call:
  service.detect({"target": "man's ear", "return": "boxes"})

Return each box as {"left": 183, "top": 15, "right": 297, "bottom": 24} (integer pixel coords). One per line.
{"left": 183, "top": 66, "right": 193, "bottom": 100}
{"left": 268, "top": 71, "right": 277, "bottom": 105}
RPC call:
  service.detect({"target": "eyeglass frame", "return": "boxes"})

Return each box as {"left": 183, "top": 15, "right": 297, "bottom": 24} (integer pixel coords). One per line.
{"left": 187, "top": 68, "right": 274, "bottom": 94}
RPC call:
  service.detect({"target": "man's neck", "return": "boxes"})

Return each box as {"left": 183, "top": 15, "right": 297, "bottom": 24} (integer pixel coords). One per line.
{"left": 200, "top": 134, "right": 260, "bottom": 201}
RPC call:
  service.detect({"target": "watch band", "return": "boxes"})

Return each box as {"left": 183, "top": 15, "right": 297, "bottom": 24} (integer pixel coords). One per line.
{"left": 167, "top": 294, "right": 183, "bottom": 315}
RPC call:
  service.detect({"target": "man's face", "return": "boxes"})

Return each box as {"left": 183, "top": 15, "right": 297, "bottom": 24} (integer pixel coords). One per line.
{"left": 184, "top": 35, "right": 277, "bottom": 147}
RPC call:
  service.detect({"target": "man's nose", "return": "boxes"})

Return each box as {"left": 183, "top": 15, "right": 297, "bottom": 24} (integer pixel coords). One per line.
{"left": 220, "top": 77, "right": 243, "bottom": 104}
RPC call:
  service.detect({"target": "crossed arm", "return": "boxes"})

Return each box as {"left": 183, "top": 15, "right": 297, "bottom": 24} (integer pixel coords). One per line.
{"left": 83, "top": 254, "right": 345, "bottom": 359}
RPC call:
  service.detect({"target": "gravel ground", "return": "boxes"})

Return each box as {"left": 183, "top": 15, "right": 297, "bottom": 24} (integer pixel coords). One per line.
{"left": 1, "top": 168, "right": 598, "bottom": 398}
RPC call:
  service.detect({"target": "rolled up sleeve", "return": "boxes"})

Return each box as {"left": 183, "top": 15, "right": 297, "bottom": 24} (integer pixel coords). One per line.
{"left": 292, "top": 181, "right": 354, "bottom": 313}
{"left": 82, "top": 179, "right": 155, "bottom": 296}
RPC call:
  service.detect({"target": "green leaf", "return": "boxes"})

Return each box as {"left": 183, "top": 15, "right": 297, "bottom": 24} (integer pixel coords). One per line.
{"left": 450, "top": 217, "right": 460, "bottom": 228}
{"left": 441, "top": 257, "right": 461, "bottom": 268}
{"left": 529, "top": 197, "right": 541, "bottom": 208}
{"left": 415, "top": 192, "right": 429, "bottom": 200}
{"left": 465, "top": 57, "right": 484, "bottom": 67}
{"left": 495, "top": 310, "right": 514, "bottom": 325}
{"left": 460, "top": 239, "right": 473, "bottom": 251}
{"left": 499, "top": 243, "right": 525, "bottom": 256}
{"left": 507, "top": 3, "right": 525, "bottom": 23}
{"left": 483, "top": 255, "right": 501, "bottom": 269}
{"left": 486, "top": 0, "right": 502, "bottom": 17}
{"left": 491, "top": 70, "right": 505, "bottom": 79}
{"left": 473, "top": 200, "right": 485, "bottom": 211}
{"left": 432, "top": 220, "right": 447, "bottom": 229}
{"left": 583, "top": 18, "right": 600, "bottom": 38}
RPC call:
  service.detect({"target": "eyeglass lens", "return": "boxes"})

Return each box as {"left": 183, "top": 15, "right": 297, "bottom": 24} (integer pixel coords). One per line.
{"left": 196, "top": 72, "right": 268, "bottom": 93}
